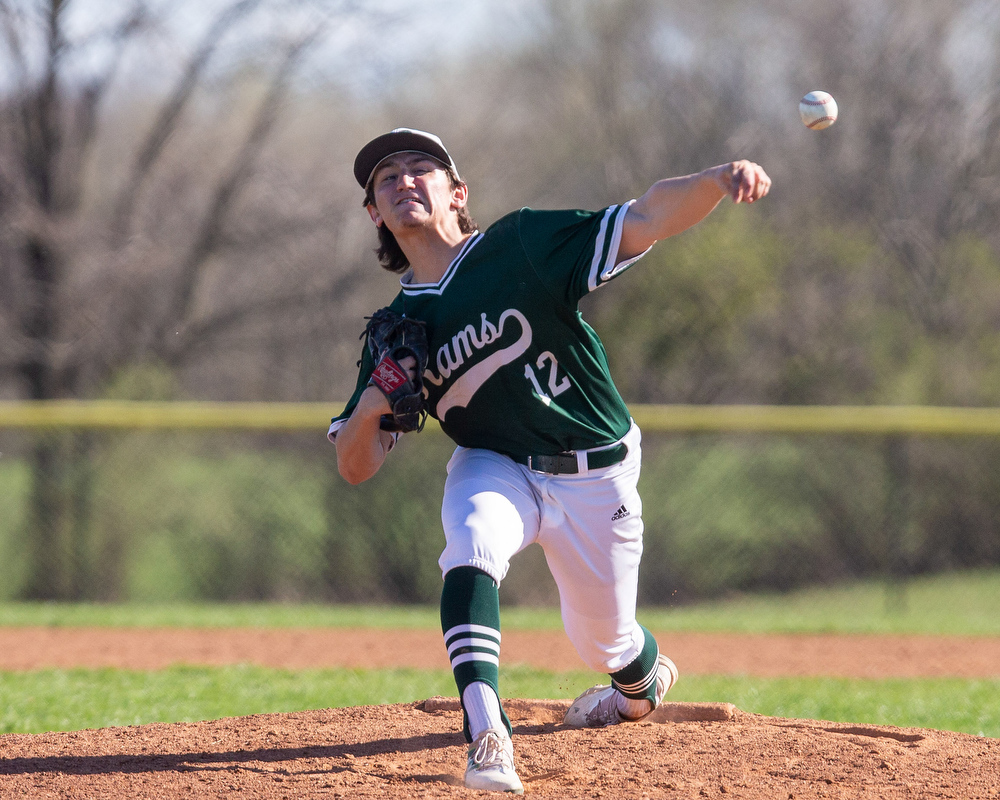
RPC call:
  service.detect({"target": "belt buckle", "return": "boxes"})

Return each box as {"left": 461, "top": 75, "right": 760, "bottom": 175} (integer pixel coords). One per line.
{"left": 528, "top": 452, "right": 578, "bottom": 475}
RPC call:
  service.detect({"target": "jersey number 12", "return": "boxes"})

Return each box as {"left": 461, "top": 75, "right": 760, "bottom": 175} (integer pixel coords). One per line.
{"left": 524, "top": 351, "right": 571, "bottom": 405}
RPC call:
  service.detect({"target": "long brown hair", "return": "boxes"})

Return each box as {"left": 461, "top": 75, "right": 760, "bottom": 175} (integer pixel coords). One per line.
{"left": 362, "top": 166, "right": 477, "bottom": 274}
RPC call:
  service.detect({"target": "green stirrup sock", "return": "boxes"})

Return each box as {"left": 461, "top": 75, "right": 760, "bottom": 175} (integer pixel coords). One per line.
{"left": 440, "top": 566, "right": 512, "bottom": 741}
{"left": 609, "top": 624, "right": 660, "bottom": 705}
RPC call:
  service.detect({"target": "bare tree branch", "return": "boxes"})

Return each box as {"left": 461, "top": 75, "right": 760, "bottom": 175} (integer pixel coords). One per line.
{"left": 0, "top": 1, "right": 30, "bottom": 88}
{"left": 110, "top": 0, "right": 264, "bottom": 245}
{"left": 62, "top": 2, "right": 150, "bottom": 212}
{"left": 159, "top": 25, "right": 327, "bottom": 356}
{"left": 167, "top": 269, "right": 364, "bottom": 366}
{"left": 16, "top": 0, "right": 66, "bottom": 215}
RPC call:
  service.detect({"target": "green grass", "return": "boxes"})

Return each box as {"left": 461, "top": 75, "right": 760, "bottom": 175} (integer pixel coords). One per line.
{"left": 0, "top": 666, "right": 456, "bottom": 735}
{"left": 639, "top": 568, "right": 1000, "bottom": 635}
{"left": 2, "top": 666, "right": 997, "bottom": 739}
{"left": 669, "top": 675, "right": 1000, "bottom": 739}
{"left": 1, "top": 569, "right": 997, "bottom": 634}
{"left": 0, "top": 571, "right": 997, "bottom": 738}
{"left": 0, "top": 602, "right": 446, "bottom": 630}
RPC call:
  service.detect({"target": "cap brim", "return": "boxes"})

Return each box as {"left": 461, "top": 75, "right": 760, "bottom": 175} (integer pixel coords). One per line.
{"left": 354, "top": 129, "right": 455, "bottom": 188}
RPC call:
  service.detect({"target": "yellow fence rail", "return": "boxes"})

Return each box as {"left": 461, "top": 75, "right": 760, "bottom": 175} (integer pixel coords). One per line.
{"left": 629, "top": 404, "right": 1000, "bottom": 436}
{"left": 0, "top": 401, "right": 333, "bottom": 431}
{"left": 1, "top": 401, "right": 1000, "bottom": 435}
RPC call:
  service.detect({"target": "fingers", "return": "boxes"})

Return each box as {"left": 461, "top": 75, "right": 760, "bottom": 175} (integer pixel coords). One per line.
{"left": 398, "top": 354, "right": 419, "bottom": 381}
{"left": 727, "top": 160, "right": 772, "bottom": 204}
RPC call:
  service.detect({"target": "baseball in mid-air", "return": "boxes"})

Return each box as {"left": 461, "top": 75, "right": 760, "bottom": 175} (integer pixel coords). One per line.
{"left": 799, "top": 90, "right": 838, "bottom": 130}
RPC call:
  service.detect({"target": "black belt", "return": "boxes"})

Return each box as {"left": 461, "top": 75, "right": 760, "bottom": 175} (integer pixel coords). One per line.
{"left": 515, "top": 442, "right": 629, "bottom": 475}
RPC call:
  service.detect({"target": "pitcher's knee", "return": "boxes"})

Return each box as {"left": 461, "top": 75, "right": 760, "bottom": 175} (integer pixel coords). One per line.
{"left": 563, "top": 616, "right": 646, "bottom": 673}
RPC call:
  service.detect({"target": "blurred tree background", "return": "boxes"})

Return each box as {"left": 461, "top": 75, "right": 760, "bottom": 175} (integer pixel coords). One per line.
{"left": 1, "top": 0, "right": 999, "bottom": 603}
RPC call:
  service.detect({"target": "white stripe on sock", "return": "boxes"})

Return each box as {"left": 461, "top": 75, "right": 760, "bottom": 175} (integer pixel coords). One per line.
{"left": 451, "top": 651, "right": 500, "bottom": 668}
{"left": 444, "top": 624, "right": 502, "bottom": 643}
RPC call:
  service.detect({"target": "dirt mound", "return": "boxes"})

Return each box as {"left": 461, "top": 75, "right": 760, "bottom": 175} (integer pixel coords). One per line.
{"left": 1, "top": 699, "right": 997, "bottom": 798}
{"left": 1, "top": 628, "right": 997, "bottom": 796}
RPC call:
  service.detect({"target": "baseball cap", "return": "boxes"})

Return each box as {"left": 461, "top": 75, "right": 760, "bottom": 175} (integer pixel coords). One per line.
{"left": 354, "top": 128, "right": 458, "bottom": 188}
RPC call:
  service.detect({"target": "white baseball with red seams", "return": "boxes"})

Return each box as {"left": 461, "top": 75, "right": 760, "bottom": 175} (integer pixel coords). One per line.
{"left": 799, "top": 90, "right": 838, "bottom": 130}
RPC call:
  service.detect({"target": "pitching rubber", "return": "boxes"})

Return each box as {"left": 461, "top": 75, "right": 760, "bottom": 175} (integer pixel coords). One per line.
{"left": 420, "top": 696, "right": 740, "bottom": 724}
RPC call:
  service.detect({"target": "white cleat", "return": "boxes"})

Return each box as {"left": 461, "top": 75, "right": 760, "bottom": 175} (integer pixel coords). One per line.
{"left": 464, "top": 728, "right": 524, "bottom": 794}
{"left": 564, "top": 654, "right": 678, "bottom": 728}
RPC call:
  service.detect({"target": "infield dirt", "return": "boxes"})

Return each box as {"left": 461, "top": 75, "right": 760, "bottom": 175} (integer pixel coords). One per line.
{"left": 0, "top": 628, "right": 997, "bottom": 798}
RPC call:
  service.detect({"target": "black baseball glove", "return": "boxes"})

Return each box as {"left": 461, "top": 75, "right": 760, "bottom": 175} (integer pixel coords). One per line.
{"left": 361, "top": 308, "right": 429, "bottom": 433}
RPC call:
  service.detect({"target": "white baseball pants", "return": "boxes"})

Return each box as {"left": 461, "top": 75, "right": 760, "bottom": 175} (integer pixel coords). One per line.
{"left": 438, "top": 423, "right": 646, "bottom": 673}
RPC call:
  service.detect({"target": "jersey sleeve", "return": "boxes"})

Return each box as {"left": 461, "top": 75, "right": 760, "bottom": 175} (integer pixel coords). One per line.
{"left": 515, "top": 202, "right": 651, "bottom": 306}
{"left": 327, "top": 336, "right": 374, "bottom": 442}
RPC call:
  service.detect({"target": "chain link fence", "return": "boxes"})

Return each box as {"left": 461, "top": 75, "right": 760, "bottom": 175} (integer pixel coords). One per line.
{"left": 1, "top": 404, "right": 999, "bottom": 606}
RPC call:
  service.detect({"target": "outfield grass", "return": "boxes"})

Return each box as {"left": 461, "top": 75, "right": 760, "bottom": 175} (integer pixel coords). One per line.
{"left": 638, "top": 569, "right": 1000, "bottom": 635}
{"left": 0, "top": 570, "right": 997, "bottom": 738}
{"left": 1, "top": 665, "right": 997, "bottom": 739}
{"left": 1, "top": 569, "right": 998, "bottom": 635}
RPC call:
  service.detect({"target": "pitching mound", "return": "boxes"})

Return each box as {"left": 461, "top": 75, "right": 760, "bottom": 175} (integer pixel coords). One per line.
{"left": 1, "top": 698, "right": 997, "bottom": 798}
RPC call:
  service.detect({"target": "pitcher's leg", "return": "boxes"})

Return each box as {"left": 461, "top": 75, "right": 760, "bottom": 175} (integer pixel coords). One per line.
{"left": 535, "top": 430, "right": 677, "bottom": 727}
{"left": 440, "top": 566, "right": 511, "bottom": 740}
{"left": 540, "top": 450, "right": 648, "bottom": 674}
{"left": 438, "top": 448, "right": 536, "bottom": 793}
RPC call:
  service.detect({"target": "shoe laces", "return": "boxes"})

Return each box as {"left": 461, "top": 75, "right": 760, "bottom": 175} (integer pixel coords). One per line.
{"left": 469, "top": 730, "right": 513, "bottom": 770}
{"left": 585, "top": 691, "right": 624, "bottom": 727}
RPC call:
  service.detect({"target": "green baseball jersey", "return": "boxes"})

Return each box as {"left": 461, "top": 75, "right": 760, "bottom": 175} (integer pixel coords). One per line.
{"left": 331, "top": 204, "right": 648, "bottom": 460}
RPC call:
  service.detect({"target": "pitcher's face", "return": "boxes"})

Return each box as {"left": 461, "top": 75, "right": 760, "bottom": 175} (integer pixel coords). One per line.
{"left": 367, "top": 152, "right": 467, "bottom": 234}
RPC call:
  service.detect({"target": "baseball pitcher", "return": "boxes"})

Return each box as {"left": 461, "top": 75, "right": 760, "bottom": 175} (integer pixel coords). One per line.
{"left": 330, "top": 128, "right": 771, "bottom": 793}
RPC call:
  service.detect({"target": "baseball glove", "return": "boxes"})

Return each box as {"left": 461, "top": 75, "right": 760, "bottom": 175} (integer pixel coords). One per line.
{"left": 361, "top": 307, "right": 429, "bottom": 433}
